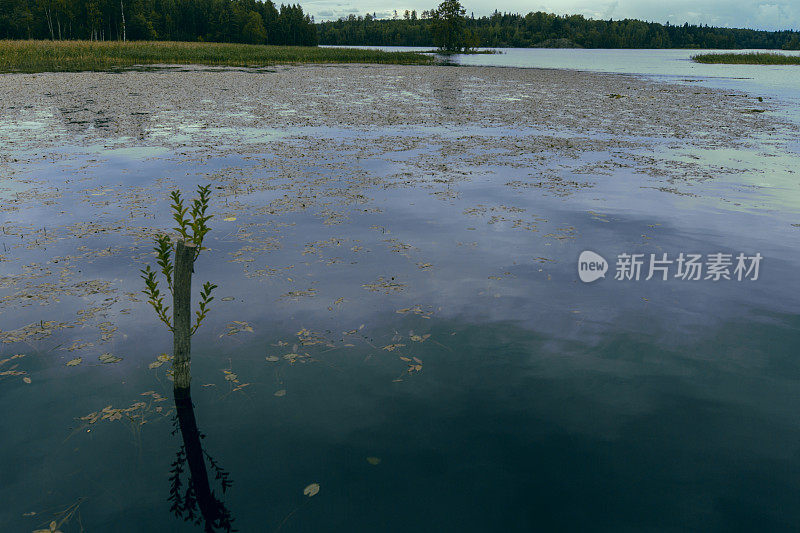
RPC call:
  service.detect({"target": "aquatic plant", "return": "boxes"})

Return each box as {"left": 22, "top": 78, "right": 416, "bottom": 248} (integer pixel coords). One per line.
{"left": 140, "top": 184, "right": 217, "bottom": 389}
{"left": 0, "top": 40, "right": 435, "bottom": 74}
{"left": 692, "top": 52, "right": 800, "bottom": 65}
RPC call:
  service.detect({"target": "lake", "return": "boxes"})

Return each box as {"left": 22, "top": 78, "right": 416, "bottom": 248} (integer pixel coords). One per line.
{"left": 328, "top": 45, "right": 800, "bottom": 102}
{"left": 1, "top": 51, "right": 799, "bottom": 531}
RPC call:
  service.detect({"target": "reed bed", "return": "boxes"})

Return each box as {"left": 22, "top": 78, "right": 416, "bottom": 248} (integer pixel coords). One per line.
{"left": 0, "top": 40, "right": 435, "bottom": 73}
{"left": 692, "top": 52, "right": 800, "bottom": 65}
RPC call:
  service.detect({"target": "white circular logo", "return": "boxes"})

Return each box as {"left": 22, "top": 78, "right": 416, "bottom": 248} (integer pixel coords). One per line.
{"left": 578, "top": 251, "right": 608, "bottom": 283}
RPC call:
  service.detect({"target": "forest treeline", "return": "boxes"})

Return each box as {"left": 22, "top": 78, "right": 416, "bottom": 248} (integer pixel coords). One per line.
{"left": 0, "top": 0, "right": 317, "bottom": 45}
{"left": 317, "top": 11, "right": 800, "bottom": 50}
{"left": 3, "top": 1, "right": 800, "bottom": 51}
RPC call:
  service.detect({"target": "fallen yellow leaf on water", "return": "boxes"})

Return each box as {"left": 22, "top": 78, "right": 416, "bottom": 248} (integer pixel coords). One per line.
{"left": 23, "top": 377, "right": 31, "bottom": 384}
{"left": 366, "top": 457, "right": 381, "bottom": 465}
{"left": 65, "top": 357, "right": 82, "bottom": 367}
{"left": 303, "top": 483, "right": 320, "bottom": 497}
{"left": 221, "top": 321, "right": 254, "bottom": 336}
{"left": 98, "top": 353, "right": 122, "bottom": 364}
{"left": 223, "top": 217, "right": 236, "bottom": 222}
{"left": 383, "top": 344, "right": 405, "bottom": 351}
{"left": 265, "top": 356, "right": 279, "bottom": 362}
{"left": 33, "top": 520, "right": 63, "bottom": 533}
{"left": 148, "top": 353, "right": 172, "bottom": 369}
{"left": 274, "top": 389, "right": 286, "bottom": 397}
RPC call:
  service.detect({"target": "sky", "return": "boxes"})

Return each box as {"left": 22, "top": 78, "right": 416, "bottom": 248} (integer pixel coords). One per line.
{"left": 305, "top": 0, "right": 800, "bottom": 31}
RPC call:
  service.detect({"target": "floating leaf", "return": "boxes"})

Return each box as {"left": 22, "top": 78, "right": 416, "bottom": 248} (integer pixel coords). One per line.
{"left": 98, "top": 353, "right": 122, "bottom": 364}
{"left": 366, "top": 457, "right": 381, "bottom": 466}
{"left": 149, "top": 353, "right": 172, "bottom": 369}
{"left": 65, "top": 357, "right": 82, "bottom": 367}
{"left": 303, "top": 483, "right": 320, "bottom": 497}
{"left": 0, "top": 354, "right": 25, "bottom": 366}
{"left": 265, "top": 356, "right": 280, "bottom": 362}
{"left": 274, "top": 389, "right": 286, "bottom": 397}
{"left": 223, "top": 217, "right": 237, "bottom": 222}
{"left": 221, "top": 296, "right": 235, "bottom": 301}
{"left": 283, "top": 352, "right": 308, "bottom": 364}
{"left": 23, "top": 376, "right": 31, "bottom": 384}
{"left": 383, "top": 344, "right": 405, "bottom": 352}
{"left": 33, "top": 525, "right": 61, "bottom": 533}
{"left": 221, "top": 321, "right": 254, "bottom": 336}
{"left": 80, "top": 412, "right": 100, "bottom": 424}
{"left": 32, "top": 520, "right": 62, "bottom": 533}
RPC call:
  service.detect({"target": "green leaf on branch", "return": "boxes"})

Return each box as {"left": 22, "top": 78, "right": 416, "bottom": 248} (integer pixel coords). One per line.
{"left": 191, "top": 281, "right": 218, "bottom": 335}
{"left": 189, "top": 184, "right": 213, "bottom": 259}
{"left": 154, "top": 234, "right": 175, "bottom": 294}
{"left": 143, "top": 185, "right": 217, "bottom": 336}
{"left": 140, "top": 265, "right": 173, "bottom": 331}
{"left": 169, "top": 190, "right": 190, "bottom": 240}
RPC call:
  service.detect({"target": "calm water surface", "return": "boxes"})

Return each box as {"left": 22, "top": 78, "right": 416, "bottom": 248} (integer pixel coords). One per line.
{"left": 332, "top": 45, "right": 800, "bottom": 102}
{"left": 1, "top": 53, "right": 800, "bottom": 531}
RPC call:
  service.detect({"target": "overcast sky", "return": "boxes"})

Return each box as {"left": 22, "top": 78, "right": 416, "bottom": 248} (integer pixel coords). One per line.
{"left": 306, "top": 0, "right": 800, "bottom": 31}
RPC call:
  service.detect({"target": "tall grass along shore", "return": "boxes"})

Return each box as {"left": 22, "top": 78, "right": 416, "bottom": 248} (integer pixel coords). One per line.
{"left": 692, "top": 52, "right": 800, "bottom": 64}
{"left": 0, "top": 40, "right": 435, "bottom": 73}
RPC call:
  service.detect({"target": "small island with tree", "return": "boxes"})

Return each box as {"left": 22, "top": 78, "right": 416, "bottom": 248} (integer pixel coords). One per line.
{"left": 425, "top": 0, "right": 474, "bottom": 53}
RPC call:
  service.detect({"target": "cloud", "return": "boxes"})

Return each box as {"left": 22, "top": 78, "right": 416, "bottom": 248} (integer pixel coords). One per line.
{"left": 602, "top": 0, "right": 619, "bottom": 19}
